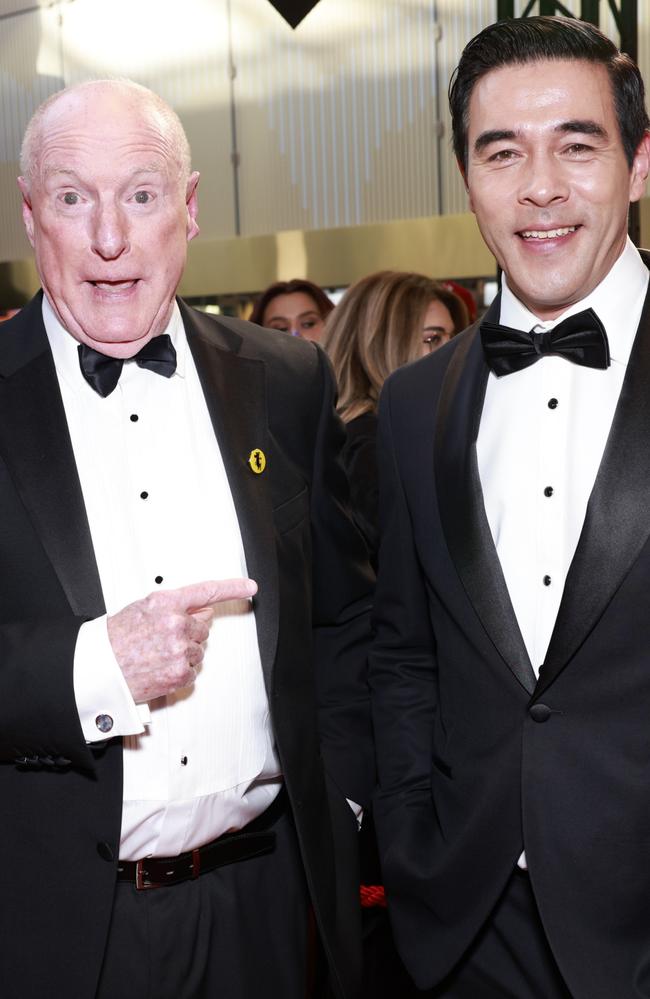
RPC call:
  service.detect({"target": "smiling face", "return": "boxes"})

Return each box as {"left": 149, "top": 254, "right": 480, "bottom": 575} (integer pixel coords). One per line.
{"left": 465, "top": 59, "right": 650, "bottom": 320}
{"left": 18, "top": 84, "right": 199, "bottom": 357}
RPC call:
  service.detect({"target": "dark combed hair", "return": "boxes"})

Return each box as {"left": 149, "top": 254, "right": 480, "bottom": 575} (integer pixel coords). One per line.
{"left": 249, "top": 279, "right": 334, "bottom": 326}
{"left": 449, "top": 15, "right": 650, "bottom": 172}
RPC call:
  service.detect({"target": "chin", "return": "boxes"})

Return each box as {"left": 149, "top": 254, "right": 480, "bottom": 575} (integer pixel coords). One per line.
{"left": 79, "top": 328, "right": 150, "bottom": 355}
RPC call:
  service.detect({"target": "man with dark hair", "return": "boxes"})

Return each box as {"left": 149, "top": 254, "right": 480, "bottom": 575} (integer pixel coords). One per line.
{"left": 371, "top": 15, "right": 650, "bottom": 999}
{"left": 449, "top": 15, "right": 649, "bottom": 171}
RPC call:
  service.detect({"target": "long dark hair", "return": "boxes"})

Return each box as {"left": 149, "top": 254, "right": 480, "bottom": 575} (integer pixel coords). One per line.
{"left": 321, "top": 271, "right": 468, "bottom": 423}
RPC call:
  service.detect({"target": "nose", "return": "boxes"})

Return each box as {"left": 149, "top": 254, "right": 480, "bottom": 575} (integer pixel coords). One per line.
{"left": 90, "top": 198, "right": 130, "bottom": 260}
{"left": 517, "top": 151, "right": 569, "bottom": 207}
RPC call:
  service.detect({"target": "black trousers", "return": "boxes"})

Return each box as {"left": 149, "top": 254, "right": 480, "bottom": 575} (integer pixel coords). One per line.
{"left": 96, "top": 808, "right": 316, "bottom": 999}
{"left": 425, "top": 870, "right": 573, "bottom": 999}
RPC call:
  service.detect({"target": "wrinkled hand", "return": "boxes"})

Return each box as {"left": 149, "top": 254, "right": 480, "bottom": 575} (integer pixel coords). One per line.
{"left": 107, "top": 578, "right": 257, "bottom": 703}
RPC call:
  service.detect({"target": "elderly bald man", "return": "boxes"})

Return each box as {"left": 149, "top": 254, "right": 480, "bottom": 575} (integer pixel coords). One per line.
{"left": 0, "top": 80, "right": 373, "bottom": 999}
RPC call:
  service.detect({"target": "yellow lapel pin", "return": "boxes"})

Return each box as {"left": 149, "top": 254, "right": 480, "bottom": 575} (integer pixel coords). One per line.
{"left": 248, "top": 448, "right": 266, "bottom": 474}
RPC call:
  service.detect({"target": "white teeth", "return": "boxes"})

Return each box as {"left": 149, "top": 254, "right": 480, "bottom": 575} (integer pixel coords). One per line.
{"left": 93, "top": 280, "right": 136, "bottom": 290}
{"left": 521, "top": 226, "right": 577, "bottom": 239}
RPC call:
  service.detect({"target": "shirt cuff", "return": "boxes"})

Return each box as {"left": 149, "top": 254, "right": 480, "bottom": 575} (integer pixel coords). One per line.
{"left": 347, "top": 798, "right": 364, "bottom": 829}
{"left": 73, "top": 616, "right": 150, "bottom": 742}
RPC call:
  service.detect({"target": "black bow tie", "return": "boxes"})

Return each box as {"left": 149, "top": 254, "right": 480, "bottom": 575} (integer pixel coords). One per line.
{"left": 480, "top": 308, "right": 610, "bottom": 376}
{"left": 78, "top": 334, "right": 177, "bottom": 397}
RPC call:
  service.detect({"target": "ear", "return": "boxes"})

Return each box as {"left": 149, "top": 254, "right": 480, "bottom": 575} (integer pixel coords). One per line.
{"left": 457, "top": 157, "right": 474, "bottom": 212}
{"left": 185, "top": 171, "right": 200, "bottom": 242}
{"left": 629, "top": 132, "right": 650, "bottom": 204}
{"left": 17, "top": 176, "right": 35, "bottom": 247}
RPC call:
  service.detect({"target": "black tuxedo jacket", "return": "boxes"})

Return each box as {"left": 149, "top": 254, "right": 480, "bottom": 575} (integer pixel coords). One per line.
{"left": 0, "top": 293, "right": 374, "bottom": 999}
{"left": 370, "top": 276, "right": 650, "bottom": 999}
{"left": 341, "top": 412, "right": 379, "bottom": 568}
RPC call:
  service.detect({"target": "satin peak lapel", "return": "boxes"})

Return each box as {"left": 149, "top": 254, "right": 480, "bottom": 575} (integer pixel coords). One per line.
{"left": 434, "top": 300, "right": 536, "bottom": 694}
{"left": 537, "top": 282, "right": 650, "bottom": 697}
{"left": 183, "top": 308, "right": 279, "bottom": 689}
{"left": 0, "top": 298, "right": 104, "bottom": 618}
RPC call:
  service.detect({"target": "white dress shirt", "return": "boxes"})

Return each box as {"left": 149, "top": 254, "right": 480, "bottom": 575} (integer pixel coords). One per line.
{"left": 43, "top": 298, "right": 282, "bottom": 860}
{"left": 476, "top": 239, "right": 648, "bottom": 870}
{"left": 477, "top": 238, "right": 648, "bottom": 674}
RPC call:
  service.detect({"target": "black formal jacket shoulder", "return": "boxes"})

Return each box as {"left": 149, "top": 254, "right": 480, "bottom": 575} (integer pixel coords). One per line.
{"left": 0, "top": 294, "right": 374, "bottom": 999}
{"left": 371, "top": 279, "right": 650, "bottom": 999}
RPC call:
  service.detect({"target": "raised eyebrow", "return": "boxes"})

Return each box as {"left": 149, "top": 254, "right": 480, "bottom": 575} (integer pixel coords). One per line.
{"left": 42, "top": 168, "right": 81, "bottom": 183}
{"left": 473, "top": 129, "right": 518, "bottom": 155}
{"left": 42, "top": 166, "right": 165, "bottom": 184}
{"left": 554, "top": 119, "right": 608, "bottom": 139}
{"left": 129, "top": 166, "right": 167, "bottom": 179}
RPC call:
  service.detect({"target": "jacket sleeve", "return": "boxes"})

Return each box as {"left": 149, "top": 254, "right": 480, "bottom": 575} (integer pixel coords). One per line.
{"left": 369, "top": 376, "right": 439, "bottom": 876}
{"left": 0, "top": 615, "right": 98, "bottom": 771}
{"left": 309, "top": 347, "right": 376, "bottom": 807}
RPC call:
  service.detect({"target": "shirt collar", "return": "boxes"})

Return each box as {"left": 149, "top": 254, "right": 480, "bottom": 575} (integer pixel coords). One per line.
{"left": 42, "top": 295, "right": 187, "bottom": 393}
{"left": 499, "top": 237, "right": 649, "bottom": 366}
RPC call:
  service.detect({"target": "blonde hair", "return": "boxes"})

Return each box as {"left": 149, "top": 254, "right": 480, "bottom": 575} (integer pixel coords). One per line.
{"left": 20, "top": 79, "right": 192, "bottom": 187}
{"left": 322, "top": 270, "right": 468, "bottom": 422}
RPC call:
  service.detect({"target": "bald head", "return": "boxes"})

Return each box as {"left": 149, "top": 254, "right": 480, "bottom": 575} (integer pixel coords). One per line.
{"left": 20, "top": 79, "right": 192, "bottom": 190}
{"left": 17, "top": 77, "right": 200, "bottom": 357}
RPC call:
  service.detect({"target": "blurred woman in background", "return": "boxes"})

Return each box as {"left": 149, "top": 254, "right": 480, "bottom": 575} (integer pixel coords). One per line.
{"left": 322, "top": 270, "right": 469, "bottom": 566}
{"left": 249, "top": 278, "right": 334, "bottom": 341}
{"left": 324, "top": 272, "right": 469, "bottom": 999}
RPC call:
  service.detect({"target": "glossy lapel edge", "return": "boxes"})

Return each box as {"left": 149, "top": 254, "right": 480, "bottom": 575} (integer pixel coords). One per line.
{"left": 0, "top": 296, "right": 104, "bottom": 618}
{"left": 434, "top": 301, "right": 536, "bottom": 694}
{"left": 538, "top": 272, "right": 650, "bottom": 695}
{"left": 180, "top": 302, "right": 280, "bottom": 687}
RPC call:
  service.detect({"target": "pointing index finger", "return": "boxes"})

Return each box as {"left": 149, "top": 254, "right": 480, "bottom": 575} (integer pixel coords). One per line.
{"left": 165, "top": 578, "right": 258, "bottom": 612}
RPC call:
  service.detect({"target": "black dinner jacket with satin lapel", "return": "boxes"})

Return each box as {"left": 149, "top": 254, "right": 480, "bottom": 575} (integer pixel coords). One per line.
{"left": 0, "top": 292, "right": 374, "bottom": 999}
{"left": 371, "top": 255, "right": 650, "bottom": 999}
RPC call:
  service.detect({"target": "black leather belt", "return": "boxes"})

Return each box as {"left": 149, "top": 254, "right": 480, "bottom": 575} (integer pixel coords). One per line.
{"left": 117, "top": 788, "right": 286, "bottom": 890}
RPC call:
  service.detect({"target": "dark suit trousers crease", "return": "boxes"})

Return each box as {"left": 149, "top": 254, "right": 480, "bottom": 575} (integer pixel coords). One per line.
{"left": 423, "top": 870, "right": 573, "bottom": 999}
{"left": 96, "top": 809, "right": 315, "bottom": 999}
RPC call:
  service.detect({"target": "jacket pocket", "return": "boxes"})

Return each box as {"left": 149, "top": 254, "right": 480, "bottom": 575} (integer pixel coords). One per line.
{"left": 272, "top": 486, "right": 308, "bottom": 535}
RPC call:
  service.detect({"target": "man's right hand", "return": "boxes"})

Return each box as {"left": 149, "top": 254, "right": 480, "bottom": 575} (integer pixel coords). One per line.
{"left": 107, "top": 578, "right": 258, "bottom": 703}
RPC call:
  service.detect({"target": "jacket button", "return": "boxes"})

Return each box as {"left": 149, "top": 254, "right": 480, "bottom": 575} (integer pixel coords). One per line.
{"left": 529, "top": 703, "right": 552, "bottom": 723}
{"left": 97, "top": 841, "right": 115, "bottom": 861}
{"left": 16, "top": 753, "right": 41, "bottom": 768}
